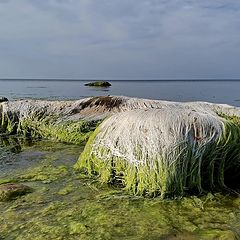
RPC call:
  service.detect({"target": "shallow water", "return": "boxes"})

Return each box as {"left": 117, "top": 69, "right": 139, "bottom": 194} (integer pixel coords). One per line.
{"left": 0, "top": 138, "right": 239, "bottom": 239}
{"left": 1, "top": 79, "right": 240, "bottom": 106}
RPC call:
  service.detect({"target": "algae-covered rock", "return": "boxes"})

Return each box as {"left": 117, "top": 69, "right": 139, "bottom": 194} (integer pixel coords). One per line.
{"left": 1, "top": 96, "right": 240, "bottom": 140}
{"left": 1, "top": 96, "right": 240, "bottom": 198}
{"left": 76, "top": 108, "right": 240, "bottom": 197}
{"left": 0, "top": 183, "right": 32, "bottom": 201}
{"left": 85, "top": 81, "right": 111, "bottom": 87}
{"left": 0, "top": 97, "right": 8, "bottom": 103}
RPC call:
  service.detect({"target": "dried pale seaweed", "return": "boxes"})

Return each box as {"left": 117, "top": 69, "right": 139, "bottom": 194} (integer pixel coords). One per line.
{"left": 76, "top": 108, "right": 240, "bottom": 197}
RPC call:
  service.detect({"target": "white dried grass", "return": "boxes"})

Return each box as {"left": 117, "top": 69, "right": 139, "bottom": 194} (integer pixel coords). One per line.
{"left": 92, "top": 107, "right": 224, "bottom": 166}
{"left": 82, "top": 105, "right": 233, "bottom": 197}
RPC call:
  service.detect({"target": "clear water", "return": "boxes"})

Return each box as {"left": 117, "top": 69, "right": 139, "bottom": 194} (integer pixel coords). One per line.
{"left": 1, "top": 79, "right": 240, "bottom": 106}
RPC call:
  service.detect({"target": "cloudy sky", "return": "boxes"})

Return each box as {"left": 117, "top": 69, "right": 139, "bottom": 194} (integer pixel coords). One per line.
{"left": 0, "top": 0, "right": 240, "bottom": 79}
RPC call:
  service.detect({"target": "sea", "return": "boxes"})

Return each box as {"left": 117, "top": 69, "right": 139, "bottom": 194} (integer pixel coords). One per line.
{"left": 1, "top": 79, "right": 240, "bottom": 106}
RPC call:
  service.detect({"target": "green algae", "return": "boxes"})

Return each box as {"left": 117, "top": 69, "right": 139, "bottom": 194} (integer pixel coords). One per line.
{"left": 0, "top": 110, "right": 101, "bottom": 145}
{"left": 58, "top": 184, "right": 75, "bottom": 196}
{"left": 0, "top": 139, "right": 239, "bottom": 239}
{"left": 19, "top": 164, "right": 69, "bottom": 183}
{"left": 0, "top": 179, "right": 16, "bottom": 185}
{"left": 19, "top": 119, "right": 100, "bottom": 145}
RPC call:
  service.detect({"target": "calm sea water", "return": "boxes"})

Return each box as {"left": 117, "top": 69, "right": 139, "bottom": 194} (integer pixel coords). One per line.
{"left": 0, "top": 79, "right": 240, "bottom": 106}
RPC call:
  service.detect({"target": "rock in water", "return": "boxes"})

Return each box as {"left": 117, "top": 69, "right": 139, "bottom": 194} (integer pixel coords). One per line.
{"left": 76, "top": 107, "right": 240, "bottom": 197}
{"left": 0, "top": 183, "right": 32, "bottom": 201}
{"left": 0, "top": 97, "right": 8, "bottom": 103}
{"left": 84, "top": 81, "right": 111, "bottom": 87}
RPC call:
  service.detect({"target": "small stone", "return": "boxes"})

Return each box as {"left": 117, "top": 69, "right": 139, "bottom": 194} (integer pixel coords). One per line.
{"left": 0, "top": 97, "right": 8, "bottom": 103}
{"left": 0, "top": 183, "right": 32, "bottom": 201}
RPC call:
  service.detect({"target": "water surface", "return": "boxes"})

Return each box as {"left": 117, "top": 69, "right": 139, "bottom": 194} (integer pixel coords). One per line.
{"left": 1, "top": 79, "right": 240, "bottom": 106}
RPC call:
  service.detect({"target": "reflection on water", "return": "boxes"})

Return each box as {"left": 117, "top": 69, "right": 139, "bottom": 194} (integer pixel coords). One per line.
{"left": 0, "top": 135, "right": 34, "bottom": 154}
{"left": 0, "top": 136, "right": 35, "bottom": 171}
{"left": 0, "top": 139, "right": 239, "bottom": 239}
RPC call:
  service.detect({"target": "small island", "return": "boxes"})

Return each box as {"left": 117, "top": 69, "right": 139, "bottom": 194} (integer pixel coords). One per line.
{"left": 84, "top": 81, "right": 111, "bottom": 87}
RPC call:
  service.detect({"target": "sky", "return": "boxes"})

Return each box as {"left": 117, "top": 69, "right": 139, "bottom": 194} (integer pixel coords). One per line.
{"left": 0, "top": 0, "right": 240, "bottom": 80}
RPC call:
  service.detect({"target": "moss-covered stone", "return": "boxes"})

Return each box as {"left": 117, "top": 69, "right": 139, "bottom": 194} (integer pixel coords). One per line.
{"left": 84, "top": 81, "right": 111, "bottom": 87}
{"left": 0, "top": 183, "right": 32, "bottom": 201}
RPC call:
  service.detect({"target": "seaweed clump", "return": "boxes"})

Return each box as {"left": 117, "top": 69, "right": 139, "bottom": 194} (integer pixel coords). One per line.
{"left": 0, "top": 107, "right": 101, "bottom": 145}
{"left": 75, "top": 108, "right": 240, "bottom": 198}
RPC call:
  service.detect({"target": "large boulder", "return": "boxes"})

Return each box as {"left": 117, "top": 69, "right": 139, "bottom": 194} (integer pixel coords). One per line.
{"left": 76, "top": 108, "right": 240, "bottom": 197}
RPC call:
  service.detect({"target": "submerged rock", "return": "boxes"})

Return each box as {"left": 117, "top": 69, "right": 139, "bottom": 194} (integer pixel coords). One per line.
{"left": 84, "top": 81, "right": 111, "bottom": 87}
{"left": 0, "top": 97, "right": 8, "bottom": 103}
{"left": 0, "top": 183, "right": 32, "bottom": 201}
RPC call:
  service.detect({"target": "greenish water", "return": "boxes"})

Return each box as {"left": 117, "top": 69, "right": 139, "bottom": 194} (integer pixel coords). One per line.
{"left": 0, "top": 138, "right": 239, "bottom": 240}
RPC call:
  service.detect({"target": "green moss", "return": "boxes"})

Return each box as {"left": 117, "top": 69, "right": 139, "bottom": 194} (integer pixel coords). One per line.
{"left": 18, "top": 118, "right": 100, "bottom": 145}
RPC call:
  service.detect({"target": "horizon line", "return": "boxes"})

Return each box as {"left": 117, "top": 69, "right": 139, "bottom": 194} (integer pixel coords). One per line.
{"left": 1, "top": 78, "right": 240, "bottom": 81}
